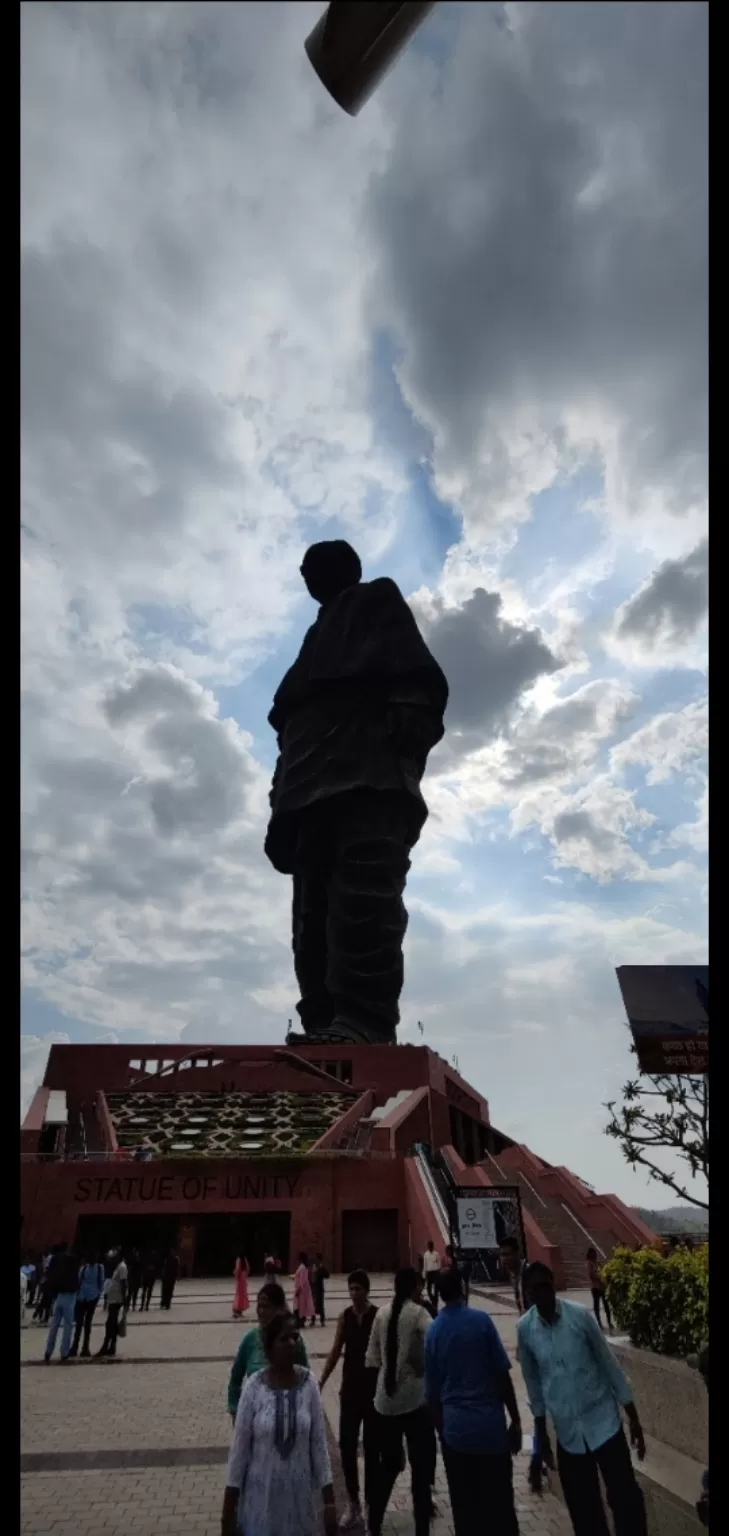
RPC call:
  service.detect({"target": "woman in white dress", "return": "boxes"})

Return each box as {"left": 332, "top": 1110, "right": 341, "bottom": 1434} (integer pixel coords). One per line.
{"left": 222, "top": 1312, "right": 337, "bottom": 1536}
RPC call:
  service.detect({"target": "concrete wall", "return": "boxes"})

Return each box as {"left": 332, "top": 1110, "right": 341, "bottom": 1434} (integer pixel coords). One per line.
{"left": 610, "top": 1342, "right": 708, "bottom": 1466}
{"left": 549, "top": 1446, "right": 704, "bottom": 1536}
{"left": 547, "top": 1343, "right": 707, "bottom": 1536}
{"left": 370, "top": 1087, "right": 432, "bottom": 1154}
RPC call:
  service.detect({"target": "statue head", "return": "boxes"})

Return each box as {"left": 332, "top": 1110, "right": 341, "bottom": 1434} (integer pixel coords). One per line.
{"left": 300, "top": 540, "right": 362, "bottom": 605}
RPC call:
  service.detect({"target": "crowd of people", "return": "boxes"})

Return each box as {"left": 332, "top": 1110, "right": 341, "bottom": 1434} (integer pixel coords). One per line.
{"left": 21, "top": 1243, "right": 181, "bottom": 1360}
{"left": 222, "top": 1249, "right": 652, "bottom": 1536}
{"left": 22, "top": 1235, "right": 705, "bottom": 1532}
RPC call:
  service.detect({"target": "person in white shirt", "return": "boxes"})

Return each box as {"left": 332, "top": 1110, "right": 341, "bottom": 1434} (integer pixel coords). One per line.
{"left": 365, "top": 1268, "right": 434, "bottom": 1536}
{"left": 421, "top": 1241, "right": 441, "bottom": 1312}
{"left": 97, "top": 1250, "right": 128, "bottom": 1358}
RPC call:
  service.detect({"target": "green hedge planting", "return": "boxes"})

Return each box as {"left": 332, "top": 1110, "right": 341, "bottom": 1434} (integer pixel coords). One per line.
{"left": 602, "top": 1243, "right": 708, "bottom": 1356}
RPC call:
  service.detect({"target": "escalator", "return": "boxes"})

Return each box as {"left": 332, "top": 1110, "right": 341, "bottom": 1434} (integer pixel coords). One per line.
{"left": 412, "top": 1142, "right": 451, "bottom": 1246}
{"left": 431, "top": 1150, "right": 456, "bottom": 1214}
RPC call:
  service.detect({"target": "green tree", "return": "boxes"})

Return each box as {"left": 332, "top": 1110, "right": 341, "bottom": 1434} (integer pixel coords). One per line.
{"left": 604, "top": 1067, "right": 708, "bottom": 1211}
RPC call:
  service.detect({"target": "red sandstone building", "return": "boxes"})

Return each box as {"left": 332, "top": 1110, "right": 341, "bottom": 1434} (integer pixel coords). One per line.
{"left": 21, "top": 1042, "right": 656, "bottom": 1284}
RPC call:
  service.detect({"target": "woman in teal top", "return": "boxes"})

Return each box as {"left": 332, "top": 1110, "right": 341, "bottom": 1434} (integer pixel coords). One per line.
{"left": 228, "top": 1282, "right": 309, "bottom": 1419}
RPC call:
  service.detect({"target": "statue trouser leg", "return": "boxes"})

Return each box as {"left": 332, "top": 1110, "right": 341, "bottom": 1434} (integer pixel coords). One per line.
{"left": 292, "top": 864, "right": 335, "bottom": 1035}
{"left": 326, "top": 791, "right": 412, "bottom": 1045}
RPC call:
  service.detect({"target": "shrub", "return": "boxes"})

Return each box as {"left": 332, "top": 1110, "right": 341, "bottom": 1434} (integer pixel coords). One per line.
{"left": 602, "top": 1244, "right": 708, "bottom": 1356}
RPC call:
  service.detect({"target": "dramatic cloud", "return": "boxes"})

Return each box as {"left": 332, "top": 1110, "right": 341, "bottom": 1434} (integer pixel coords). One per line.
{"left": 103, "top": 666, "right": 253, "bottom": 838}
{"left": 610, "top": 700, "right": 707, "bottom": 785}
{"left": 417, "top": 586, "right": 561, "bottom": 743}
{"left": 22, "top": 656, "right": 290, "bottom": 1038}
{"left": 499, "top": 680, "right": 638, "bottom": 790}
{"left": 614, "top": 540, "right": 708, "bottom": 651}
{"left": 367, "top": 1, "right": 707, "bottom": 541}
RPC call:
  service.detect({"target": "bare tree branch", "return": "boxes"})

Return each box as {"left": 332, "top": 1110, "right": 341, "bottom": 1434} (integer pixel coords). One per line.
{"left": 604, "top": 1061, "right": 709, "bottom": 1212}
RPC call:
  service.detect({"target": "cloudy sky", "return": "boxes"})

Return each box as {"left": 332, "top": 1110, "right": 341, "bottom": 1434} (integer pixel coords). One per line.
{"left": 21, "top": 2, "right": 707, "bottom": 1206}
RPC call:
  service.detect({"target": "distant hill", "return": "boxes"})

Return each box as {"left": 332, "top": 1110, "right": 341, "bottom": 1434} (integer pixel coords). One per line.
{"left": 634, "top": 1205, "right": 709, "bottom": 1235}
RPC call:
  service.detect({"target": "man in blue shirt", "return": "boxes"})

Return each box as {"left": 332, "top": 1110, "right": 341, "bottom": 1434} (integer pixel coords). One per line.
{"left": 424, "top": 1266, "right": 521, "bottom": 1536}
{"left": 517, "top": 1262, "right": 647, "bottom": 1536}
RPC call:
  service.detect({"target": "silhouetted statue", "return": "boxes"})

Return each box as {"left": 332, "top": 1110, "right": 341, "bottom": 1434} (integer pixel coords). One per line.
{"left": 265, "top": 542, "right": 448, "bottom": 1045}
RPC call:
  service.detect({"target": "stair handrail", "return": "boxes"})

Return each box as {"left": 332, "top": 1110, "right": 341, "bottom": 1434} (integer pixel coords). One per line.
{"left": 559, "top": 1203, "right": 607, "bottom": 1260}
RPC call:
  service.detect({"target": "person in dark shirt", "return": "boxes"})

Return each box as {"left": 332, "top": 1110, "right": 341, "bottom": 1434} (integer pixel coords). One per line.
{"left": 586, "top": 1247, "right": 613, "bottom": 1331}
{"left": 319, "top": 1269, "right": 379, "bottom": 1531}
{"left": 140, "top": 1251, "right": 158, "bottom": 1311}
{"left": 499, "top": 1236, "right": 529, "bottom": 1313}
{"left": 310, "top": 1253, "right": 330, "bottom": 1326}
{"left": 425, "top": 1266, "right": 521, "bottom": 1536}
{"left": 127, "top": 1249, "right": 142, "bottom": 1311}
{"left": 43, "top": 1244, "right": 80, "bottom": 1363}
{"left": 34, "top": 1246, "right": 58, "bottom": 1324}
{"left": 160, "top": 1250, "right": 179, "bottom": 1309}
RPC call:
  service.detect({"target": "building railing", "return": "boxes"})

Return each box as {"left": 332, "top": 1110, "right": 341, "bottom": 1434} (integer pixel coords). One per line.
{"left": 21, "top": 1151, "right": 137, "bottom": 1163}
{"left": 20, "top": 1146, "right": 372, "bottom": 1164}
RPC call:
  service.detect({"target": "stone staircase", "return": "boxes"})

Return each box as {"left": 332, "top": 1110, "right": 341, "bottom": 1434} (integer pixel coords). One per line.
{"left": 481, "top": 1152, "right": 619, "bottom": 1287}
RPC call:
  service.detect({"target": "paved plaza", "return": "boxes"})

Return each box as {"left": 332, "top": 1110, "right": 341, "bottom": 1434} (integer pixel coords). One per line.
{"left": 21, "top": 1277, "right": 574, "bottom": 1536}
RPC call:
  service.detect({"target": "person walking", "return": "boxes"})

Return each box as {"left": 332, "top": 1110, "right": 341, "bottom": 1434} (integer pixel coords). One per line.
{"left": 517, "top": 1262, "right": 647, "bottom": 1536}
{"left": 422, "top": 1240, "right": 440, "bottom": 1312}
{"left": 25, "top": 1257, "right": 40, "bottom": 1311}
{"left": 425, "top": 1266, "right": 521, "bottom": 1536}
{"left": 233, "top": 1254, "right": 250, "bottom": 1319}
{"left": 160, "top": 1249, "right": 179, "bottom": 1310}
{"left": 23, "top": 1253, "right": 36, "bottom": 1314}
{"left": 222, "top": 1313, "right": 337, "bottom": 1536}
{"left": 97, "top": 1250, "right": 128, "bottom": 1358}
{"left": 319, "top": 1268, "right": 379, "bottom": 1531}
{"left": 44, "top": 1244, "right": 80, "bottom": 1363}
{"left": 499, "top": 1237, "right": 529, "bottom": 1314}
{"left": 365, "top": 1268, "right": 434, "bottom": 1536}
{"left": 586, "top": 1248, "right": 613, "bottom": 1331}
{"left": 228, "top": 1283, "right": 309, "bottom": 1423}
{"left": 140, "top": 1251, "right": 158, "bottom": 1311}
{"left": 264, "top": 1251, "right": 282, "bottom": 1280}
{"left": 310, "top": 1253, "right": 329, "bottom": 1326}
{"left": 293, "top": 1251, "right": 316, "bottom": 1327}
{"left": 34, "top": 1250, "right": 56, "bottom": 1325}
{"left": 69, "top": 1252, "right": 105, "bottom": 1358}
{"left": 127, "top": 1249, "right": 142, "bottom": 1312}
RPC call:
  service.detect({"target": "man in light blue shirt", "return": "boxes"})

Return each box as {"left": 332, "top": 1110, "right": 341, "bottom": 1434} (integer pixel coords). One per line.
{"left": 517, "top": 1262, "right": 646, "bottom": 1536}
{"left": 425, "top": 1267, "right": 521, "bottom": 1536}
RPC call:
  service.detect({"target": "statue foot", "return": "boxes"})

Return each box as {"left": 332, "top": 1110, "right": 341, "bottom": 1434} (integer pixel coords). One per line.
{"left": 286, "top": 1019, "right": 394, "bottom": 1047}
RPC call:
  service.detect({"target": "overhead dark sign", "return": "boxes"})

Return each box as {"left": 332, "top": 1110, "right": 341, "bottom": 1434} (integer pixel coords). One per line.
{"left": 616, "top": 965, "right": 708, "bottom": 1074}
